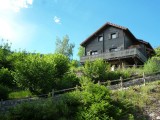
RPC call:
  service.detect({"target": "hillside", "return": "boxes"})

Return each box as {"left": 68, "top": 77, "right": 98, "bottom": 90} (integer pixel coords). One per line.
{"left": 112, "top": 80, "right": 160, "bottom": 120}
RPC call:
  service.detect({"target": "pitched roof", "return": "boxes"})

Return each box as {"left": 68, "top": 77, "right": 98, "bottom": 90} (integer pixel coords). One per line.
{"left": 81, "top": 22, "right": 136, "bottom": 46}
{"left": 81, "top": 22, "right": 155, "bottom": 53}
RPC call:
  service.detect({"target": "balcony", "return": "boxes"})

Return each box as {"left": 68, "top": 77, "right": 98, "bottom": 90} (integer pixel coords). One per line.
{"left": 80, "top": 48, "right": 147, "bottom": 63}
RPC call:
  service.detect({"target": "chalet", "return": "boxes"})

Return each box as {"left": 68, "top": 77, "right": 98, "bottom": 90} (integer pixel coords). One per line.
{"left": 80, "top": 22, "right": 155, "bottom": 67}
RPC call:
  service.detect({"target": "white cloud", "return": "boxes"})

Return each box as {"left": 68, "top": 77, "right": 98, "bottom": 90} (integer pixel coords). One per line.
{"left": 54, "top": 16, "right": 61, "bottom": 24}
{"left": 0, "top": 0, "right": 33, "bottom": 12}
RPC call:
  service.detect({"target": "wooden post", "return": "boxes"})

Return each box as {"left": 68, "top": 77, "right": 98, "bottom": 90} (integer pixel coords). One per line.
{"left": 52, "top": 89, "right": 54, "bottom": 98}
{"left": 143, "top": 72, "right": 145, "bottom": 86}
{"left": 120, "top": 77, "right": 123, "bottom": 90}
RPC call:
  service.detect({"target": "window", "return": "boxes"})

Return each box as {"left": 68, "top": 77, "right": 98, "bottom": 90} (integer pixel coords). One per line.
{"left": 109, "top": 47, "right": 118, "bottom": 52}
{"left": 91, "top": 51, "right": 98, "bottom": 55}
{"left": 98, "top": 36, "right": 103, "bottom": 42}
{"left": 108, "top": 32, "right": 119, "bottom": 39}
{"left": 111, "top": 33, "right": 117, "bottom": 39}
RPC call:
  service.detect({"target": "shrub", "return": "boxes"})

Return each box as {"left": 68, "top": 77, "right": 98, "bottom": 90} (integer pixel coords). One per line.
{"left": 6, "top": 98, "right": 73, "bottom": 120}
{"left": 83, "top": 59, "right": 110, "bottom": 82}
{"left": 0, "top": 84, "right": 10, "bottom": 100}
{"left": 5, "top": 82, "right": 145, "bottom": 119}
{"left": 0, "top": 67, "right": 15, "bottom": 88}
{"left": 55, "top": 72, "right": 80, "bottom": 90}
{"left": 144, "top": 57, "right": 160, "bottom": 74}
{"left": 0, "top": 41, "right": 14, "bottom": 70}
{"left": 13, "top": 53, "right": 70, "bottom": 94}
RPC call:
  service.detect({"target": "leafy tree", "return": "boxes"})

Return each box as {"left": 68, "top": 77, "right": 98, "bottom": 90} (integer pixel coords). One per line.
{"left": 0, "top": 40, "right": 14, "bottom": 70}
{"left": 0, "top": 67, "right": 15, "bottom": 88}
{"left": 55, "top": 35, "right": 75, "bottom": 59}
{"left": 0, "top": 40, "right": 17, "bottom": 89}
{"left": 13, "top": 53, "right": 70, "bottom": 94}
{"left": 77, "top": 46, "right": 85, "bottom": 58}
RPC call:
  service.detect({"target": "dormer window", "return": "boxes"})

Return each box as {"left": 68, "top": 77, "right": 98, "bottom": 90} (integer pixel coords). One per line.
{"left": 98, "top": 36, "right": 103, "bottom": 42}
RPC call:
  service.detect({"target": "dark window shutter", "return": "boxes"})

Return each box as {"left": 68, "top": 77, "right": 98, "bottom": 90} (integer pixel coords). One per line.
{"left": 108, "top": 34, "right": 111, "bottom": 39}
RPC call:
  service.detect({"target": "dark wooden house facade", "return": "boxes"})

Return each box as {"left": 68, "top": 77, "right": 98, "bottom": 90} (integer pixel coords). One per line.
{"left": 80, "top": 22, "right": 155, "bottom": 67}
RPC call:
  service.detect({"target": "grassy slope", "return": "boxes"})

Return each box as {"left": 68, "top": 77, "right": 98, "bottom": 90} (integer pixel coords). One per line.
{"left": 112, "top": 80, "right": 160, "bottom": 119}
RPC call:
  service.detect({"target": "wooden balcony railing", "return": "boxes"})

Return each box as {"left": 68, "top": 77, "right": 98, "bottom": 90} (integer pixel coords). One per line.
{"left": 80, "top": 48, "right": 147, "bottom": 63}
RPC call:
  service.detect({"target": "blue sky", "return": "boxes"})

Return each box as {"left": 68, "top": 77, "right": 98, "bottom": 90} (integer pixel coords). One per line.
{"left": 0, "top": 0, "right": 160, "bottom": 60}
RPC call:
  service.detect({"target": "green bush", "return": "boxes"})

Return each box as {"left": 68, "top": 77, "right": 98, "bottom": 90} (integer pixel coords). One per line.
{"left": 0, "top": 67, "right": 15, "bottom": 88}
{"left": 0, "top": 41, "right": 13, "bottom": 70}
{"left": 83, "top": 59, "right": 110, "bottom": 82}
{"left": 13, "top": 53, "right": 70, "bottom": 94}
{"left": 6, "top": 98, "right": 74, "bottom": 120}
{"left": 144, "top": 57, "right": 160, "bottom": 74}
{"left": 0, "top": 84, "right": 10, "bottom": 100}
{"left": 83, "top": 59, "right": 132, "bottom": 83}
{"left": 56, "top": 72, "right": 80, "bottom": 90}
{"left": 5, "top": 82, "right": 145, "bottom": 120}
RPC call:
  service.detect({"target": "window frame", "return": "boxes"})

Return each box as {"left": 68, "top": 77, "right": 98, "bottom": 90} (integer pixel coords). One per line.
{"left": 91, "top": 50, "right": 98, "bottom": 55}
{"left": 98, "top": 36, "right": 103, "bottom": 42}
{"left": 111, "top": 33, "right": 117, "bottom": 39}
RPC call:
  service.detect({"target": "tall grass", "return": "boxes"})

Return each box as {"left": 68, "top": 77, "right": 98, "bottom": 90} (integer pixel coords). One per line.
{"left": 112, "top": 81, "right": 160, "bottom": 108}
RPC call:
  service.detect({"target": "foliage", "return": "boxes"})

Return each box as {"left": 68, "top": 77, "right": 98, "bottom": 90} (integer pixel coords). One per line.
{"left": 83, "top": 59, "right": 110, "bottom": 82}
{"left": 0, "top": 67, "right": 15, "bottom": 88}
{"left": 83, "top": 59, "right": 131, "bottom": 82}
{"left": 70, "top": 59, "right": 79, "bottom": 68}
{"left": 5, "top": 97, "right": 76, "bottom": 120}
{"left": 13, "top": 53, "right": 70, "bottom": 94}
{"left": 144, "top": 57, "right": 160, "bottom": 74}
{"left": 54, "top": 72, "right": 80, "bottom": 90}
{"left": 121, "top": 67, "right": 143, "bottom": 77}
{"left": 77, "top": 46, "right": 85, "bottom": 58}
{"left": 0, "top": 84, "right": 10, "bottom": 100}
{"left": 106, "top": 70, "right": 130, "bottom": 81}
{"left": 113, "top": 81, "right": 160, "bottom": 107}
{"left": 155, "top": 46, "right": 160, "bottom": 57}
{"left": 0, "top": 40, "right": 14, "bottom": 70}
{"left": 4, "top": 80, "right": 155, "bottom": 120}
{"left": 9, "top": 90, "right": 32, "bottom": 99}
{"left": 55, "top": 35, "right": 75, "bottom": 59}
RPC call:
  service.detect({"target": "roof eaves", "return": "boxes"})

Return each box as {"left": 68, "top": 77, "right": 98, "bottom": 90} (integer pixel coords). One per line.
{"left": 81, "top": 22, "right": 129, "bottom": 46}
